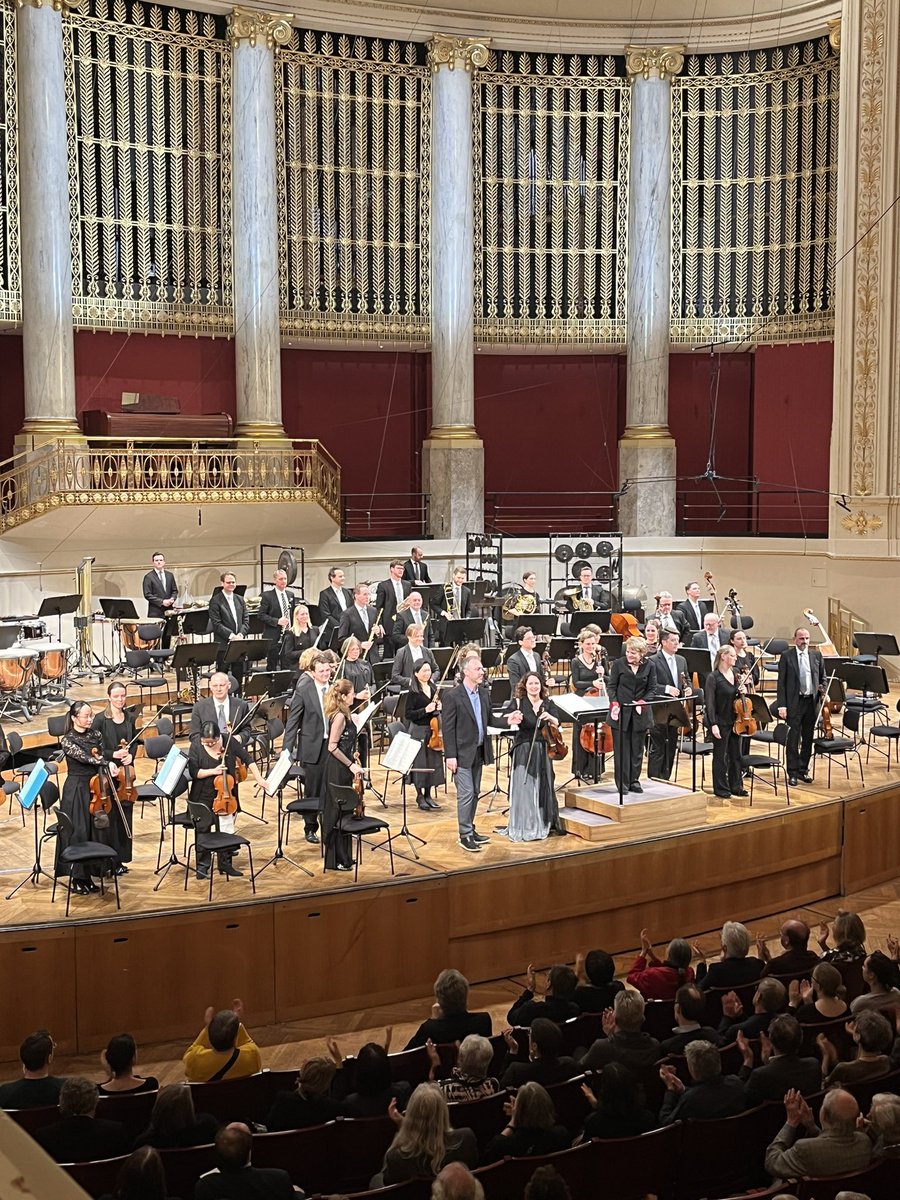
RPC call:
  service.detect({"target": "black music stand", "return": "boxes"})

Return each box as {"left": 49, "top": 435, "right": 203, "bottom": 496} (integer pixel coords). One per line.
{"left": 37, "top": 594, "right": 81, "bottom": 644}
{"left": 854, "top": 632, "right": 900, "bottom": 663}
{"left": 599, "top": 634, "right": 623, "bottom": 660}
{"left": 224, "top": 639, "right": 268, "bottom": 687}
{"left": 682, "top": 647, "right": 714, "bottom": 686}
{"left": 253, "top": 779, "right": 315, "bottom": 882}
{"left": 834, "top": 661, "right": 889, "bottom": 696}
{"left": 445, "top": 618, "right": 484, "bottom": 646}
{"left": 248, "top": 615, "right": 266, "bottom": 637}
{"left": 570, "top": 610, "right": 612, "bottom": 635}
{"left": 245, "top": 671, "right": 291, "bottom": 698}
{"left": 513, "top": 615, "right": 557, "bottom": 637}
{"left": 653, "top": 698, "right": 697, "bottom": 794}
{"left": 480, "top": 646, "right": 501, "bottom": 669}
{"left": 180, "top": 608, "right": 211, "bottom": 637}
{"left": 100, "top": 598, "right": 141, "bottom": 672}
{"left": 171, "top": 642, "right": 218, "bottom": 703}
{"left": 211, "top": 584, "right": 248, "bottom": 597}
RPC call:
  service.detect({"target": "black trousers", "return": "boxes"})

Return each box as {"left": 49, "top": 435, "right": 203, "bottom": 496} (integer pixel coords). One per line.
{"left": 611, "top": 715, "right": 645, "bottom": 791}
{"left": 301, "top": 757, "right": 325, "bottom": 835}
{"left": 215, "top": 647, "right": 244, "bottom": 692}
{"left": 647, "top": 725, "right": 679, "bottom": 780}
{"left": 787, "top": 693, "right": 816, "bottom": 774}
{"left": 711, "top": 727, "right": 742, "bottom": 796}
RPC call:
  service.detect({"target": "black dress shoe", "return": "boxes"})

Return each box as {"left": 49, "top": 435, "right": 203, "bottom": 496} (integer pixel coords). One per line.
{"left": 798, "top": 773, "right": 813, "bottom": 783}
{"left": 425, "top": 799, "right": 442, "bottom": 811}
{"left": 305, "top": 831, "right": 320, "bottom": 844}
{"left": 416, "top": 799, "right": 431, "bottom": 811}
{"left": 788, "top": 776, "right": 799, "bottom": 786}
{"left": 113, "top": 865, "right": 128, "bottom": 876}
{"left": 71, "top": 880, "right": 89, "bottom": 896}
{"left": 85, "top": 880, "right": 99, "bottom": 893}
{"left": 335, "top": 862, "right": 353, "bottom": 872}
{"left": 714, "top": 790, "right": 732, "bottom": 799}
{"left": 732, "top": 789, "right": 750, "bottom": 797}
{"left": 629, "top": 781, "right": 643, "bottom": 793}
{"left": 472, "top": 831, "right": 490, "bottom": 843}
{"left": 548, "top": 827, "right": 568, "bottom": 837}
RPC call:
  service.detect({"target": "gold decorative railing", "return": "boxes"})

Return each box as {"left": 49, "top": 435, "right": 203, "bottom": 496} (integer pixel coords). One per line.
{"left": 0, "top": 437, "right": 341, "bottom": 532}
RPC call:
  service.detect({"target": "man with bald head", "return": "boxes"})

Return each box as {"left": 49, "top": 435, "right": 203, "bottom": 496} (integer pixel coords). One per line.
{"left": 196, "top": 1121, "right": 298, "bottom": 1198}
{"left": 764, "top": 1088, "right": 871, "bottom": 1181}
{"left": 760, "top": 919, "right": 820, "bottom": 978}
{"left": 432, "top": 1162, "right": 485, "bottom": 1200}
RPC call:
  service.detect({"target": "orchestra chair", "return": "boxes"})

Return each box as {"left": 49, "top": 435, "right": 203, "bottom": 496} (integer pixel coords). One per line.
{"left": 136, "top": 732, "right": 174, "bottom": 817}
{"left": 866, "top": 699, "right": 900, "bottom": 770}
{"left": 124, "top": 648, "right": 170, "bottom": 708}
{"left": 674, "top": 732, "right": 714, "bottom": 790}
{"left": 184, "top": 799, "right": 256, "bottom": 901}
{"left": 812, "top": 708, "right": 864, "bottom": 788}
{"left": 50, "top": 809, "right": 121, "bottom": 916}
{"left": 759, "top": 638, "right": 790, "bottom": 694}
{"left": 138, "top": 621, "right": 174, "bottom": 668}
{"left": 328, "top": 785, "right": 394, "bottom": 882}
{"left": 741, "top": 721, "right": 791, "bottom": 804}
{"left": 281, "top": 762, "right": 324, "bottom": 853}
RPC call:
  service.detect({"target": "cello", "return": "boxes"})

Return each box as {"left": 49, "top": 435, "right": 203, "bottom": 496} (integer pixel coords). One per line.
{"left": 578, "top": 648, "right": 613, "bottom": 756}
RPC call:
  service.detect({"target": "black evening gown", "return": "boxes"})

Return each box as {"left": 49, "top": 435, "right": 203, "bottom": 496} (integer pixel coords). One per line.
{"left": 59, "top": 730, "right": 118, "bottom": 881}
{"left": 323, "top": 714, "right": 356, "bottom": 869}
{"left": 90, "top": 711, "right": 137, "bottom": 864}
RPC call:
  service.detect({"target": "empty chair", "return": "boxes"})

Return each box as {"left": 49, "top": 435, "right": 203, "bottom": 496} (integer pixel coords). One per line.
{"left": 866, "top": 699, "right": 900, "bottom": 770}
{"left": 125, "top": 649, "right": 170, "bottom": 707}
{"left": 741, "top": 721, "right": 791, "bottom": 803}
{"left": 50, "top": 809, "right": 121, "bottom": 917}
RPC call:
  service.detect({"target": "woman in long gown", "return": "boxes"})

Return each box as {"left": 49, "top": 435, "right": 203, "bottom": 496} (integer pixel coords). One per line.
{"left": 322, "top": 679, "right": 366, "bottom": 871}
{"left": 570, "top": 625, "right": 608, "bottom": 781}
{"left": 59, "top": 700, "right": 119, "bottom": 894}
{"left": 505, "top": 672, "right": 566, "bottom": 841}
{"left": 404, "top": 659, "right": 445, "bottom": 811}
{"left": 90, "top": 681, "right": 137, "bottom": 874}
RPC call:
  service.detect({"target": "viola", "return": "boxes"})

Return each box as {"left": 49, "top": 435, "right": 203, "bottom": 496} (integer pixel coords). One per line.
{"left": 579, "top": 719, "right": 612, "bottom": 757}
{"left": 213, "top": 760, "right": 238, "bottom": 817}
{"left": 732, "top": 693, "right": 758, "bottom": 736}
{"left": 427, "top": 713, "right": 443, "bottom": 753}
{"left": 89, "top": 748, "right": 114, "bottom": 829}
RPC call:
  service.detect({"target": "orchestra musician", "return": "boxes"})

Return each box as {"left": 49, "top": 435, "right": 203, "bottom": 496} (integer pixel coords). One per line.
{"left": 561, "top": 566, "right": 611, "bottom": 636}
{"left": 375, "top": 560, "right": 411, "bottom": 636}
{"left": 437, "top": 568, "right": 472, "bottom": 644}
{"left": 209, "top": 572, "right": 250, "bottom": 689}
{"left": 257, "top": 569, "right": 296, "bottom": 672}
{"left": 520, "top": 571, "right": 540, "bottom": 605}
{"left": 776, "top": 627, "right": 826, "bottom": 786}
{"left": 676, "top": 581, "right": 713, "bottom": 632}
{"left": 506, "top": 626, "right": 550, "bottom": 695}
{"left": 391, "top": 623, "right": 438, "bottom": 690}
{"left": 648, "top": 629, "right": 692, "bottom": 782}
{"left": 317, "top": 568, "right": 353, "bottom": 630}
{"left": 643, "top": 619, "right": 662, "bottom": 655}
{"left": 59, "top": 700, "right": 121, "bottom": 895}
{"left": 704, "top": 645, "right": 750, "bottom": 800}
{"left": 187, "top": 723, "right": 265, "bottom": 880}
{"left": 282, "top": 650, "right": 332, "bottom": 843}
{"left": 281, "top": 604, "right": 318, "bottom": 679}
{"left": 504, "top": 672, "right": 566, "bottom": 841}
{"left": 691, "top": 613, "right": 730, "bottom": 669}
{"left": 729, "top": 629, "right": 760, "bottom": 689}
{"left": 322, "top": 679, "right": 366, "bottom": 872}
{"left": 570, "top": 626, "right": 608, "bottom": 782}
{"left": 142, "top": 553, "right": 178, "bottom": 648}
{"left": 90, "top": 682, "right": 138, "bottom": 874}
{"left": 442, "top": 652, "right": 493, "bottom": 854}
{"left": 189, "top": 672, "right": 250, "bottom": 745}
{"left": 405, "top": 659, "right": 445, "bottom": 811}
{"left": 653, "top": 591, "right": 689, "bottom": 639}
{"left": 393, "top": 591, "right": 430, "bottom": 649}
{"left": 337, "top": 584, "right": 385, "bottom": 660}
{"left": 607, "top": 637, "right": 655, "bottom": 794}
{"left": 402, "top": 546, "right": 431, "bottom": 585}
{"left": 337, "top": 636, "right": 374, "bottom": 702}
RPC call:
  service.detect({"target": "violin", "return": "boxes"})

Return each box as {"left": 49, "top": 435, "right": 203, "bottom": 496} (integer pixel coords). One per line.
{"left": 732, "top": 695, "right": 758, "bottom": 736}
{"left": 115, "top": 738, "right": 138, "bottom": 805}
{"left": 213, "top": 757, "right": 238, "bottom": 817}
{"left": 542, "top": 714, "right": 569, "bottom": 760}
{"left": 678, "top": 672, "right": 700, "bottom": 738}
{"left": 352, "top": 750, "right": 366, "bottom": 818}
{"left": 89, "top": 747, "right": 114, "bottom": 829}
{"left": 427, "top": 692, "right": 443, "bottom": 752}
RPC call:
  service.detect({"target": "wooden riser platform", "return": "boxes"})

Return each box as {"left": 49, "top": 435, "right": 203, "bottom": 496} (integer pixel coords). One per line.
{"left": 562, "top": 778, "right": 709, "bottom": 839}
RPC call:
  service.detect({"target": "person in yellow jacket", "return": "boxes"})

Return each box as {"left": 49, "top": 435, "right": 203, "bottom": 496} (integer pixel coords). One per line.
{"left": 183, "top": 998, "right": 261, "bottom": 1083}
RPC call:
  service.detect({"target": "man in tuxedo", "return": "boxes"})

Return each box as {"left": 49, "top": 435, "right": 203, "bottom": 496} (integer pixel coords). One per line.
{"left": 209, "top": 572, "right": 250, "bottom": 689}
{"left": 142, "top": 551, "right": 178, "bottom": 647}
{"left": 653, "top": 591, "right": 689, "bottom": 640}
{"left": 190, "top": 672, "right": 250, "bottom": 744}
{"left": 649, "top": 630, "right": 691, "bottom": 780}
{"left": 691, "top": 614, "right": 730, "bottom": 669}
{"left": 375, "top": 559, "right": 411, "bottom": 639}
{"left": 677, "top": 581, "right": 712, "bottom": 632}
{"left": 393, "top": 590, "right": 431, "bottom": 648}
{"left": 337, "top": 583, "right": 385, "bottom": 658}
{"left": 283, "top": 652, "right": 331, "bottom": 843}
{"left": 402, "top": 545, "right": 431, "bottom": 585}
{"left": 35, "top": 1077, "right": 128, "bottom": 1163}
{"left": 437, "top": 567, "right": 474, "bottom": 644}
{"left": 506, "top": 626, "right": 549, "bottom": 695}
{"left": 317, "top": 567, "right": 353, "bottom": 630}
{"left": 776, "top": 627, "right": 826, "bottom": 784}
{"left": 257, "top": 568, "right": 295, "bottom": 671}
{"left": 442, "top": 652, "right": 494, "bottom": 853}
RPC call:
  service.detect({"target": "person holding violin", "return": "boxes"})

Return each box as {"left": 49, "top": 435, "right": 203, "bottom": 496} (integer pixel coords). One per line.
{"left": 90, "top": 682, "right": 138, "bottom": 875}
{"left": 704, "top": 645, "right": 750, "bottom": 800}
{"left": 322, "top": 678, "right": 366, "bottom": 872}
{"left": 608, "top": 637, "right": 655, "bottom": 794}
{"left": 60, "top": 700, "right": 122, "bottom": 895}
{"left": 404, "top": 659, "right": 445, "bottom": 811}
{"left": 570, "top": 626, "right": 608, "bottom": 782}
{"left": 505, "top": 672, "right": 566, "bottom": 841}
{"left": 188, "top": 723, "right": 265, "bottom": 880}
{"left": 729, "top": 629, "right": 760, "bottom": 689}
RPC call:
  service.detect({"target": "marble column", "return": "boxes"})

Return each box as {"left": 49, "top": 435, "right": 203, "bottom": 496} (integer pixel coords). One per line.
{"left": 422, "top": 34, "right": 489, "bottom": 539}
{"left": 15, "top": 0, "right": 82, "bottom": 448}
{"left": 618, "top": 45, "right": 684, "bottom": 537}
{"left": 228, "top": 7, "right": 291, "bottom": 440}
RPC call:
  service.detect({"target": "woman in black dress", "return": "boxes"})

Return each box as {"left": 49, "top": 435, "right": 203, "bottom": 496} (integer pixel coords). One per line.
{"left": 280, "top": 604, "right": 317, "bottom": 677}
{"left": 59, "top": 700, "right": 119, "bottom": 894}
{"left": 607, "top": 637, "right": 655, "bottom": 794}
{"left": 187, "top": 723, "right": 265, "bottom": 880}
{"left": 570, "top": 625, "right": 608, "bottom": 781}
{"left": 704, "top": 644, "right": 750, "bottom": 799}
{"left": 405, "top": 659, "right": 445, "bottom": 811}
{"left": 505, "top": 672, "right": 565, "bottom": 840}
{"left": 338, "top": 636, "right": 374, "bottom": 703}
{"left": 322, "top": 679, "right": 365, "bottom": 871}
{"left": 91, "top": 682, "right": 137, "bottom": 874}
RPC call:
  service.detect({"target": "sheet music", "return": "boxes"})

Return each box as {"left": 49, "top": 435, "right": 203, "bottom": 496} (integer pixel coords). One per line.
{"left": 19, "top": 759, "right": 49, "bottom": 810}
{"left": 156, "top": 746, "right": 189, "bottom": 796}
{"left": 351, "top": 700, "right": 380, "bottom": 731}
{"left": 382, "top": 730, "right": 421, "bottom": 775}
{"left": 264, "top": 750, "right": 293, "bottom": 795}
{"left": 553, "top": 693, "right": 610, "bottom": 718}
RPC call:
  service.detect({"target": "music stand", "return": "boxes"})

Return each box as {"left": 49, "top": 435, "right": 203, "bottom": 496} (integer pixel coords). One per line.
{"left": 99, "top": 598, "right": 141, "bottom": 672}
{"left": 180, "top": 608, "right": 211, "bottom": 637}
{"left": 248, "top": 615, "right": 267, "bottom": 637}
{"left": 834, "top": 661, "right": 889, "bottom": 696}
{"left": 245, "top": 671, "right": 291, "bottom": 698}
{"left": 553, "top": 692, "right": 611, "bottom": 789}
{"left": 445, "top": 618, "right": 484, "bottom": 646}
{"left": 37, "top": 594, "right": 82, "bottom": 644}
{"left": 151, "top": 747, "right": 190, "bottom": 890}
{"left": 5, "top": 760, "right": 51, "bottom": 899}
{"left": 253, "top": 751, "right": 314, "bottom": 881}
{"left": 379, "top": 730, "right": 427, "bottom": 855}
{"left": 480, "top": 646, "right": 501, "bottom": 669}
{"left": 854, "top": 633, "right": 900, "bottom": 662}
{"left": 211, "top": 584, "right": 248, "bottom": 596}
{"left": 570, "top": 610, "right": 612, "bottom": 635}
{"left": 682, "top": 647, "right": 714, "bottom": 685}
{"left": 171, "top": 641, "right": 218, "bottom": 702}
{"left": 224, "top": 638, "right": 268, "bottom": 686}
{"left": 599, "top": 634, "right": 623, "bottom": 660}
{"left": 653, "top": 699, "right": 697, "bottom": 794}
{"left": 514, "top": 615, "right": 557, "bottom": 637}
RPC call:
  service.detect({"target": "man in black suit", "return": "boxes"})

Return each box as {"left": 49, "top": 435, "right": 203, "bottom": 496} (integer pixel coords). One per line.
{"left": 317, "top": 566, "right": 353, "bottom": 631}
{"left": 402, "top": 545, "right": 431, "bottom": 585}
{"left": 738, "top": 1014, "right": 822, "bottom": 1105}
{"left": 209, "top": 572, "right": 250, "bottom": 689}
{"left": 442, "top": 652, "right": 494, "bottom": 853}
{"left": 142, "top": 552, "right": 178, "bottom": 647}
{"left": 676, "top": 581, "right": 712, "bottom": 632}
{"left": 648, "top": 630, "right": 691, "bottom": 780}
{"left": 196, "top": 1122, "right": 297, "bottom": 1200}
{"left": 562, "top": 565, "right": 611, "bottom": 635}
{"left": 653, "top": 591, "right": 689, "bottom": 640}
{"left": 393, "top": 590, "right": 431, "bottom": 648}
{"left": 390, "top": 624, "right": 438, "bottom": 690}
{"left": 35, "top": 1076, "right": 128, "bottom": 1163}
{"left": 257, "top": 568, "right": 296, "bottom": 671}
{"left": 375, "top": 560, "right": 411, "bottom": 640}
{"left": 283, "top": 653, "right": 331, "bottom": 843}
{"left": 691, "top": 613, "right": 730, "bottom": 669}
{"left": 776, "top": 627, "right": 826, "bottom": 784}
{"left": 190, "top": 672, "right": 250, "bottom": 744}
{"left": 506, "top": 626, "right": 549, "bottom": 695}
{"left": 337, "top": 583, "right": 386, "bottom": 659}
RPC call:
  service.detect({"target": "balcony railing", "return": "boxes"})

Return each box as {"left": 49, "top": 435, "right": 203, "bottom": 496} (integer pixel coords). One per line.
{"left": 0, "top": 437, "right": 341, "bottom": 533}
{"left": 675, "top": 487, "right": 829, "bottom": 537}
{"left": 341, "top": 492, "right": 430, "bottom": 541}
{"left": 486, "top": 492, "right": 620, "bottom": 537}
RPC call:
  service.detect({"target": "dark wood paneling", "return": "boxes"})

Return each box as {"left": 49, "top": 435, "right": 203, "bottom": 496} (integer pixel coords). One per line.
{"left": 0, "top": 926, "right": 77, "bottom": 1059}
{"left": 843, "top": 785, "right": 900, "bottom": 893}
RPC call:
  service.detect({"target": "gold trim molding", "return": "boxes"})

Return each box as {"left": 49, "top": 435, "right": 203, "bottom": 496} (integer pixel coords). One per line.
{"left": 14, "top": 0, "right": 82, "bottom": 10}
{"left": 228, "top": 6, "right": 294, "bottom": 50}
{"left": 827, "top": 17, "right": 841, "bottom": 53}
{"left": 624, "top": 44, "right": 685, "bottom": 82}
{"left": 840, "top": 509, "right": 883, "bottom": 536}
{"left": 427, "top": 33, "right": 490, "bottom": 73}
{"left": 621, "top": 424, "right": 673, "bottom": 441}
{"left": 425, "top": 424, "right": 483, "bottom": 445}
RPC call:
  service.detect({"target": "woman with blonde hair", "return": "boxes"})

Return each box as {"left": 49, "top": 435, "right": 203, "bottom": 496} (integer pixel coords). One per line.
{"left": 608, "top": 636, "right": 655, "bottom": 794}
{"left": 371, "top": 1082, "right": 477, "bottom": 1187}
{"left": 281, "top": 604, "right": 317, "bottom": 676}
{"left": 321, "top": 679, "right": 365, "bottom": 872}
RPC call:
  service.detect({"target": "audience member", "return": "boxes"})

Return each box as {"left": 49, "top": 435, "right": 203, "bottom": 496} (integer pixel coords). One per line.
{"left": 195, "top": 1122, "right": 296, "bottom": 1199}
{"left": 579, "top": 1062, "right": 656, "bottom": 1141}
{"left": 658, "top": 985, "right": 724, "bottom": 1054}
{"left": 330, "top": 1036, "right": 410, "bottom": 1117}
{"left": 695, "top": 922, "right": 766, "bottom": 991}
{"left": 659, "top": 1040, "right": 746, "bottom": 1124}
{"left": 524, "top": 1165, "right": 572, "bottom": 1200}
{"left": 404, "top": 970, "right": 492, "bottom": 1050}
{"left": 500, "top": 1019, "right": 579, "bottom": 1089}
{"left": 820, "top": 1010, "right": 893, "bottom": 1088}
{"left": 100, "top": 1034, "right": 159, "bottom": 1096}
{"left": 850, "top": 951, "right": 900, "bottom": 1013}
{"left": 507, "top": 964, "right": 580, "bottom": 1026}
{"left": 0, "top": 1029, "right": 63, "bottom": 1110}
{"left": 578, "top": 991, "right": 661, "bottom": 1071}
{"left": 760, "top": 920, "right": 820, "bottom": 979}
{"left": 817, "top": 911, "right": 867, "bottom": 963}
{"left": 35, "top": 1076, "right": 129, "bottom": 1163}
{"left": 183, "top": 1000, "right": 261, "bottom": 1083}
{"left": 99, "top": 1146, "right": 169, "bottom": 1200}
{"left": 573, "top": 949, "right": 624, "bottom": 1013}
{"left": 134, "top": 1083, "right": 218, "bottom": 1150}
{"left": 265, "top": 1057, "right": 346, "bottom": 1132}
{"left": 787, "top": 963, "right": 850, "bottom": 1023}
{"left": 480, "top": 1082, "right": 570, "bottom": 1165}
{"left": 429, "top": 1034, "right": 500, "bottom": 1102}
{"left": 370, "top": 1084, "right": 477, "bottom": 1187}
{"left": 431, "top": 1162, "right": 485, "bottom": 1200}
{"left": 626, "top": 930, "right": 695, "bottom": 1000}
{"left": 737, "top": 1016, "right": 821, "bottom": 1104}
{"left": 718, "top": 977, "right": 787, "bottom": 1038}
{"left": 764, "top": 1088, "right": 871, "bottom": 1181}
{"left": 865, "top": 1091, "right": 900, "bottom": 1157}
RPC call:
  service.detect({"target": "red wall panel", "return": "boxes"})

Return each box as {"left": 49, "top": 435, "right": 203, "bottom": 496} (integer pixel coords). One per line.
{"left": 0, "top": 334, "right": 24, "bottom": 462}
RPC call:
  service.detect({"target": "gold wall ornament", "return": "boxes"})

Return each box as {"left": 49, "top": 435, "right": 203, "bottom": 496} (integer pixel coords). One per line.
{"left": 827, "top": 17, "right": 841, "bottom": 53}
{"left": 14, "top": 0, "right": 83, "bottom": 10}
{"left": 227, "top": 6, "right": 293, "bottom": 50}
{"left": 840, "top": 509, "right": 884, "bottom": 536}
{"left": 427, "top": 33, "right": 490, "bottom": 73}
{"left": 624, "top": 44, "right": 685, "bottom": 82}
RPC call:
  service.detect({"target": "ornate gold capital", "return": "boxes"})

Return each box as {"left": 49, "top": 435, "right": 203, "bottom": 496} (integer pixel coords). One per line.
{"left": 14, "top": 0, "right": 82, "bottom": 10}
{"left": 840, "top": 509, "right": 882, "bottom": 536}
{"left": 624, "top": 45, "right": 685, "bottom": 82}
{"left": 827, "top": 17, "right": 841, "bottom": 53}
{"left": 227, "top": 6, "right": 293, "bottom": 50}
{"left": 427, "top": 34, "right": 490, "bottom": 73}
